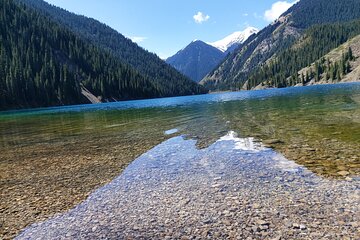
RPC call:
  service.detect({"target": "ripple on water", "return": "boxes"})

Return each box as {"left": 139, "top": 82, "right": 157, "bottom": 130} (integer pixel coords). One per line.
{"left": 16, "top": 131, "right": 360, "bottom": 239}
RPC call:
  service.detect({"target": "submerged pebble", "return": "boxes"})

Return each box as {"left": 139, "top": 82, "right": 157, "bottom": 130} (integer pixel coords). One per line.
{"left": 16, "top": 134, "right": 360, "bottom": 239}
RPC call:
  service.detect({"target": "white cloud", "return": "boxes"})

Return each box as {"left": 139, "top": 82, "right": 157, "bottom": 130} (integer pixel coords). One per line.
{"left": 264, "top": 1, "right": 299, "bottom": 22}
{"left": 242, "top": 13, "right": 249, "bottom": 17}
{"left": 130, "top": 36, "right": 147, "bottom": 43}
{"left": 193, "top": 12, "right": 210, "bottom": 24}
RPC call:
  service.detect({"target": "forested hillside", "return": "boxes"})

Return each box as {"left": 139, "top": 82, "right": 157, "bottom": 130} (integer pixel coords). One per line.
{"left": 0, "top": 0, "right": 204, "bottom": 110}
{"left": 17, "top": 0, "right": 204, "bottom": 98}
{"left": 246, "top": 19, "right": 360, "bottom": 89}
{"left": 284, "top": 0, "right": 360, "bottom": 28}
{"left": 201, "top": 0, "right": 360, "bottom": 90}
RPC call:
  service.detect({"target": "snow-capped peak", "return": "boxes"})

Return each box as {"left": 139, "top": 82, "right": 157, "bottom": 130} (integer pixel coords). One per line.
{"left": 208, "top": 27, "right": 259, "bottom": 52}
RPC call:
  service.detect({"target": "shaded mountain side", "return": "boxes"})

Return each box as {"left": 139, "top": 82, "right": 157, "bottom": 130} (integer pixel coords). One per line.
{"left": 166, "top": 41, "right": 225, "bottom": 83}
{"left": 246, "top": 20, "right": 360, "bottom": 90}
{"left": 201, "top": 0, "right": 360, "bottom": 91}
{"left": 0, "top": 0, "right": 201, "bottom": 110}
{"left": 282, "top": 0, "right": 360, "bottom": 29}
{"left": 17, "top": 0, "right": 205, "bottom": 97}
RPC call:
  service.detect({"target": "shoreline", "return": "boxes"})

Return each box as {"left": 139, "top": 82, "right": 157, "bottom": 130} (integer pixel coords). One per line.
{"left": 2, "top": 82, "right": 360, "bottom": 113}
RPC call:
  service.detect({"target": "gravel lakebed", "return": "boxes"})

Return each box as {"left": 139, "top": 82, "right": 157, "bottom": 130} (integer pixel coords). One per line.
{"left": 16, "top": 132, "right": 359, "bottom": 239}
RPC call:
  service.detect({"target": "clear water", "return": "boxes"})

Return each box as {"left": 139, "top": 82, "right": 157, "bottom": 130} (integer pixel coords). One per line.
{"left": 2, "top": 83, "right": 360, "bottom": 239}
{"left": 16, "top": 133, "right": 360, "bottom": 239}
{"left": 1, "top": 83, "right": 359, "bottom": 177}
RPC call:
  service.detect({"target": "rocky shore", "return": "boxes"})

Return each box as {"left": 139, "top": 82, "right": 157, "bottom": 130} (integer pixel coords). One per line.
{"left": 16, "top": 135, "right": 360, "bottom": 239}
{"left": 0, "top": 132, "right": 168, "bottom": 239}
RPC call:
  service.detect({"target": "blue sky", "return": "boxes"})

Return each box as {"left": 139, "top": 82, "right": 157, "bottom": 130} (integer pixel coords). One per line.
{"left": 45, "top": 0, "right": 298, "bottom": 59}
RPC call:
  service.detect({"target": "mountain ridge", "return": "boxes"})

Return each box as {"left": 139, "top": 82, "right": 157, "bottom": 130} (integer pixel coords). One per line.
{"left": 201, "top": 0, "right": 360, "bottom": 91}
{"left": 166, "top": 28, "right": 258, "bottom": 83}
{"left": 16, "top": 0, "right": 205, "bottom": 98}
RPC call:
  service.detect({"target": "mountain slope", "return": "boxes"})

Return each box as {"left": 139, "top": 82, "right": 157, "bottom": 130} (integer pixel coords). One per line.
{"left": 166, "top": 28, "right": 258, "bottom": 83}
{"left": 202, "top": 0, "right": 360, "bottom": 90}
{"left": 246, "top": 20, "right": 360, "bottom": 90}
{"left": 166, "top": 41, "right": 225, "bottom": 83}
{"left": 0, "top": 0, "right": 153, "bottom": 110}
{"left": 297, "top": 34, "right": 360, "bottom": 85}
{"left": 209, "top": 27, "right": 258, "bottom": 53}
{"left": 17, "top": 0, "right": 205, "bottom": 98}
{"left": 0, "top": 0, "right": 204, "bottom": 110}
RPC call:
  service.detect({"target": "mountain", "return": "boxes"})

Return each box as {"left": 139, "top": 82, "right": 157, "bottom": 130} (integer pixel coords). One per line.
{"left": 166, "top": 41, "right": 225, "bottom": 83}
{"left": 0, "top": 0, "right": 205, "bottom": 110}
{"left": 208, "top": 27, "right": 259, "bottom": 54}
{"left": 247, "top": 20, "right": 360, "bottom": 90}
{"left": 166, "top": 28, "right": 258, "bottom": 83}
{"left": 15, "top": 0, "right": 205, "bottom": 100}
{"left": 201, "top": 0, "right": 360, "bottom": 91}
{"left": 293, "top": 34, "right": 360, "bottom": 86}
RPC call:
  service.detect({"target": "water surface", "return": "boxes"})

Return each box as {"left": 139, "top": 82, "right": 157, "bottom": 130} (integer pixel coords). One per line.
{"left": 1, "top": 83, "right": 360, "bottom": 239}
{"left": 1, "top": 83, "right": 359, "bottom": 176}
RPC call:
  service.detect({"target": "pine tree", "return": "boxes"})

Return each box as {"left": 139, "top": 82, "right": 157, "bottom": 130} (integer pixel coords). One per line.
{"left": 315, "top": 62, "right": 321, "bottom": 82}
{"left": 346, "top": 61, "right": 351, "bottom": 73}
{"left": 325, "top": 70, "right": 330, "bottom": 81}
{"left": 336, "top": 68, "right": 341, "bottom": 81}
{"left": 348, "top": 47, "right": 354, "bottom": 60}
{"left": 301, "top": 73, "right": 305, "bottom": 84}
{"left": 330, "top": 65, "right": 336, "bottom": 80}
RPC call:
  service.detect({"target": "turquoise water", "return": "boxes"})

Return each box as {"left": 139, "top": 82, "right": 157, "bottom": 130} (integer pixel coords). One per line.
{"left": 1, "top": 83, "right": 360, "bottom": 177}
{"left": 1, "top": 83, "right": 359, "bottom": 116}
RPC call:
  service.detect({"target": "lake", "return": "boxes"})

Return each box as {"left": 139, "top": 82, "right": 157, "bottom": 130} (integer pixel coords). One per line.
{"left": 1, "top": 83, "right": 360, "bottom": 239}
